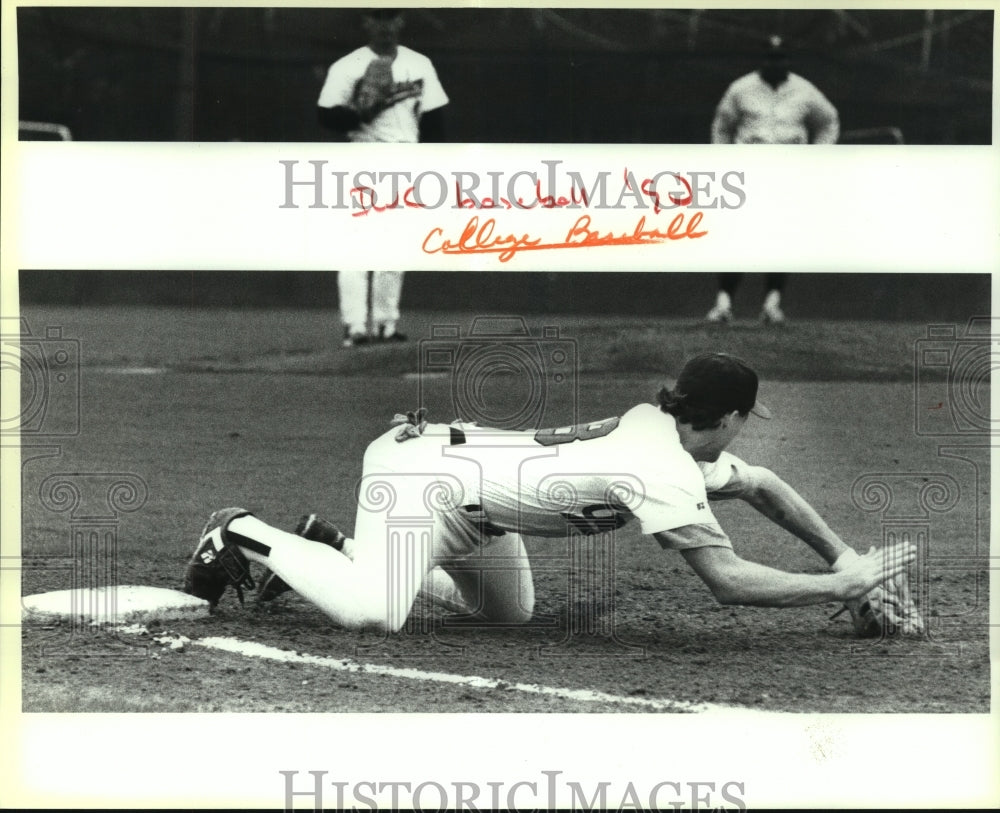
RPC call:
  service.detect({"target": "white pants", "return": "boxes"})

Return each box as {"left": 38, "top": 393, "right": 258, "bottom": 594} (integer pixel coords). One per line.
{"left": 232, "top": 425, "right": 535, "bottom": 632}
{"left": 338, "top": 270, "right": 405, "bottom": 335}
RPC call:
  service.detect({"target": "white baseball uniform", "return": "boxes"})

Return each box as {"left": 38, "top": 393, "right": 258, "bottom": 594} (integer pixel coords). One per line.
{"left": 337, "top": 269, "right": 405, "bottom": 339}
{"left": 233, "top": 404, "right": 753, "bottom": 631}
{"left": 320, "top": 46, "right": 448, "bottom": 339}
{"left": 711, "top": 71, "right": 840, "bottom": 145}
{"left": 317, "top": 45, "right": 449, "bottom": 144}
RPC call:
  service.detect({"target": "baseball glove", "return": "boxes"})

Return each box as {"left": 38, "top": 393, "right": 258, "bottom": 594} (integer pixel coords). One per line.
{"left": 838, "top": 571, "right": 926, "bottom": 638}
{"left": 352, "top": 56, "right": 395, "bottom": 120}
{"left": 392, "top": 408, "right": 428, "bottom": 442}
{"left": 351, "top": 56, "right": 424, "bottom": 122}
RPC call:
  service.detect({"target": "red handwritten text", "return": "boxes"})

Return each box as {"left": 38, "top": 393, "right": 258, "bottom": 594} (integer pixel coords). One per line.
{"left": 456, "top": 181, "right": 589, "bottom": 211}
{"left": 351, "top": 185, "right": 428, "bottom": 217}
{"left": 422, "top": 213, "right": 707, "bottom": 263}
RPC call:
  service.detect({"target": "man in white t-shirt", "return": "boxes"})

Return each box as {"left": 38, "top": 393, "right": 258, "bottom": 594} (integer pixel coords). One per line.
{"left": 317, "top": 9, "right": 449, "bottom": 346}
{"left": 185, "top": 353, "right": 914, "bottom": 632}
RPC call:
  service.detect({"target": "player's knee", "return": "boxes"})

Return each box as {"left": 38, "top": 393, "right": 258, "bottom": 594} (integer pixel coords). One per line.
{"left": 315, "top": 589, "right": 409, "bottom": 634}
{"left": 337, "top": 607, "right": 406, "bottom": 634}
{"left": 483, "top": 595, "right": 534, "bottom": 625}
{"left": 502, "top": 605, "right": 534, "bottom": 625}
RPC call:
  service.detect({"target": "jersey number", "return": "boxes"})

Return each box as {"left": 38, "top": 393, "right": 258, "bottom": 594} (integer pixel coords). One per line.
{"left": 561, "top": 504, "right": 628, "bottom": 535}
{"left": 533, "top": 417, "right": 620, "bottom": 447}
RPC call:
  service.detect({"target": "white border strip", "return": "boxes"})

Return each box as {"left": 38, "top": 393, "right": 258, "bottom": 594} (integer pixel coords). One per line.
{"left": 196, "top": 635, "right": 768, "bottom": 715}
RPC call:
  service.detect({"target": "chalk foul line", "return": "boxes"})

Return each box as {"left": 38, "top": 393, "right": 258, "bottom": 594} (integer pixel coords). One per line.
{"left": 192, "top": 634, "right": 767, "bottom": 715}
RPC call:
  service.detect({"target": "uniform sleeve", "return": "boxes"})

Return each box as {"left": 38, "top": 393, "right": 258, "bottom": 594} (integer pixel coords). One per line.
{"left": 699, "top": 451, "right": 756, "bottom": 500}
{"left": 418, "top": 57, "right": 449, "bottom": 114}
{"left": 711, "top": 84, "right": 740, "bottom": 144}
{"left": 805, "top": 86, "right": 840, "bottom": 144}
{"left": 631, "top": 475, "right": 718, "bottom": 535}
{"left": 317, "top": 57, "right": 359, "bottom": 109}
{"left": 654, "top": 522, "right": 733, "bottom": 551}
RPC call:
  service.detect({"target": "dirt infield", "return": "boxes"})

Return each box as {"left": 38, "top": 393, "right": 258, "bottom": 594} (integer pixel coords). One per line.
{"left": 17, "top": 305, "right": 990, "bottom": 715}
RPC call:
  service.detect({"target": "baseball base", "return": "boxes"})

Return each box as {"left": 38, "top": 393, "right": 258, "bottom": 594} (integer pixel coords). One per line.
{"left": 22, "top": 585, "right": 210, "bottom": 625}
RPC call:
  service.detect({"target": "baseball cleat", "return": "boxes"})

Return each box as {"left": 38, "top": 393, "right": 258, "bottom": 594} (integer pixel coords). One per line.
{"left": 343, "top": 331, "right": 370, "bottom": 348}
{"left": 257, "top": 514, "right": 345, "bottom": 602}
{"left": 184, "top": 507, "right": 256, "bottom": 607}
{"left": 705, "top": 305, "right": 733, "bottom": 324}
{"left": 760, "top": 302, "right": 786, "bottom": 324}
{"left": 378, "top": 325, "right": 408, "bottom": 343}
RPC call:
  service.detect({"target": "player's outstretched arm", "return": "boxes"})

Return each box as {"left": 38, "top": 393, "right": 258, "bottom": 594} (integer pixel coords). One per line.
{"left": 731, "top": 464, "right": 853, "bottom": 566}
{"left": 664, "top": 533, "right": 915, "bottom": 608}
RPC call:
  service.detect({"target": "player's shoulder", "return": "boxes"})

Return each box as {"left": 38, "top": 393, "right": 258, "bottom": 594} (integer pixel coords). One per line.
{"left": 618, "top": 404, "right": 686, "bottom": 452}
{"left": 397, "top": 45, "right": 436, "bottom": 67}
{"left": 728, "top": 72, "right": 763, "bottom": 92}
{"left": 786, "top": 72, "right": 824, "bottom": 94}
{"left": 397, "top": 45, "right": 429, "bottom": 60}
{"left": 619, "top": 402, "right": 666, "bottom": 427}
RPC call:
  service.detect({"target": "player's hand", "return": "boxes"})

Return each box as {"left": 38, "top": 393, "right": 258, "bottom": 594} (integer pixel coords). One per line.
{"left": 835, "top": 543, "right": 916, "bottom": 601}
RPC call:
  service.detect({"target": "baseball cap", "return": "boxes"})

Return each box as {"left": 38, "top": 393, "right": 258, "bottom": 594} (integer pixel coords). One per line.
{"left": 765, "top": 34, "right": 788, "bottom": 60}
{"left": 674, "top": 353, "right": 772, "bottom": 419}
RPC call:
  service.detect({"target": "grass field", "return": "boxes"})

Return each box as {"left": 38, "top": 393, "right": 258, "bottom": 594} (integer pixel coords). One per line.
{"left": 15, "top": 305, "right": 991, "bottom": 717}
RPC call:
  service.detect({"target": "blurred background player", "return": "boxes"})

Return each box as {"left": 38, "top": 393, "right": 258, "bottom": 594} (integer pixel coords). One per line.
{"left": 706, "top": 35, "right": 839, "bottom": 325}
{"left": 336, "top": 270, "right": 409, "bottom": 348}
{"left": 316, "top": 8, "right": 449, "bottom": 347}
{"left": 711, "top": 34, "right": 839, "bottom": 146}
{"left": 706, "top": 273, "right": 789, "bottom": 325}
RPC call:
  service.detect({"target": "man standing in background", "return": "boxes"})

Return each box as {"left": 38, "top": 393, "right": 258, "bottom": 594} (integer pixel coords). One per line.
{"left": 706, "top": 35, "right": 839, "bottom": 325}
{"left": 316, "top": 9, "right": 449, "bottom": 346}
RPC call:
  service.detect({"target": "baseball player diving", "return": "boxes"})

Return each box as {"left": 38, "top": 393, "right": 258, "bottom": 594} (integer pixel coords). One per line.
{"left": 316, "top": 8, "right": 449, "bottom": 347}
{"left": 185, "top": 353, "right": 922, "bottom": 638}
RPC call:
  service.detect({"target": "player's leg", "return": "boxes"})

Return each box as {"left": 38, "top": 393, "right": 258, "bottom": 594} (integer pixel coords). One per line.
{"left": 426, "top": 533, "right": 535, "bottom": 625}
{"left": 231, "top": 512, "right": 425, "bottom": 632}
{"left": 371, "top": 270, "right": 406, "bottom": 341}
{"left": 188, "top": 430, "right": 444, "bottom": 631}
{"left": 256, "top": 514, "right": 346, "bottom": 602}
{"left": 761, "top": 272, "right": 787, "bottom": 323}
{"left": 417, "top": 504, "right": 535, "bottom": 625}
{"left": 338, "top": 269, "right": 370, "bottom": 346}
{"left": 706, "top": 272, "right": 741, "bottom": 322}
